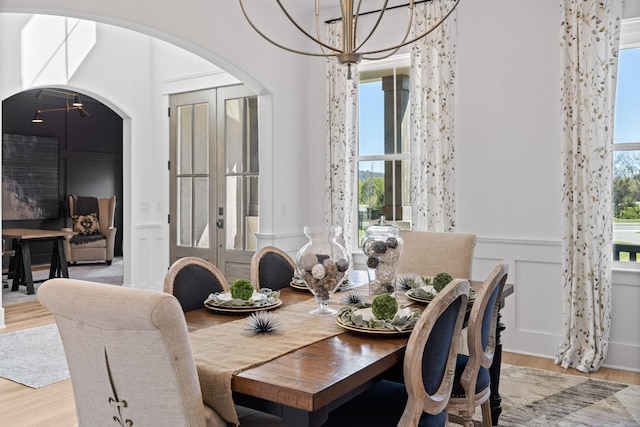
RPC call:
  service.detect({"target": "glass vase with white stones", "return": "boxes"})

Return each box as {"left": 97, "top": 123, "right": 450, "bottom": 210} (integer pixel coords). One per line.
{"left": 295, "top": 226, "right": 351, "bottom": 315}
{"left": 361, "top": 215, "right": 404, "bottom": 295}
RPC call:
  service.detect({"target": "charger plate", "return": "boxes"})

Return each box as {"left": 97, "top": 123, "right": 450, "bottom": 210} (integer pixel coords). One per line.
{"left": 289, "top": 278, "right": 358, "bottom": 292}
{"left": 204, "top": 290, "right": 282, "bottom": 313}
{"left": 205, "top": 299, "right": 282, "bottom": 313}
{"left": 336, "top": 307, "right": 416, "bottom": 335}
{"left": 406, "top": 286, "right": 476, "bottom": 304}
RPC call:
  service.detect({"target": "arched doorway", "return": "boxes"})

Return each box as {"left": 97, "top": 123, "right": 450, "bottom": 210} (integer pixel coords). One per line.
{"left": 2, "top": 87, "right": 123, "bottom": 272}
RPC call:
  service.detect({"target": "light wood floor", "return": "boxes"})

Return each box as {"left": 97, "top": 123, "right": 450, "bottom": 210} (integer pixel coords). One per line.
{"left": 1, "top": 300, "right": 639, "bottom": 427}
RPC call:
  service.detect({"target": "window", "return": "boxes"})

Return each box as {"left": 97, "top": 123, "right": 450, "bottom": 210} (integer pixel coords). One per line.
{"left": 613, "top": 20, "right": 640, "bottom": 267}
{"left": 357, "top": 55, "right": 412, "bottom": 246}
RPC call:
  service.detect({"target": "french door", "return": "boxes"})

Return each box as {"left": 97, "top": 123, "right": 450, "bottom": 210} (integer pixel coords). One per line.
{"left": 169, "top": 86, "right": 259, "bottom": 281}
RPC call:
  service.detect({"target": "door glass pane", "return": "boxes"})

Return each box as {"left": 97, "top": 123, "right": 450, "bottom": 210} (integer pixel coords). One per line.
{"left": 193, "top": 103, "right": 209, "bottom": 175}
{"left": 247, "top": 97, "right": 259, "bottom": 173}
{"left": 225, "top": 176, "right": 241, "bottom": 250}
{"left": 194, "top": 177, "right": 209, "bottom": 248}
{"left": 225, "top": 98, "right": 243, "bottom": 173}
{"left": 178, "top": 177, "right": 192, "bottom": 246}
{"left": 245, "top": 176, "right": 259, "bottom": 251}
{"left": 177, "top": 105, "right": 192, "bottom": 175}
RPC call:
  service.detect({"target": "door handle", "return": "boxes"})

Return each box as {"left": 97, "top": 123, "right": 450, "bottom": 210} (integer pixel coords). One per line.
{"left": 216, "top": 219, "right": 224, "bottom": 229}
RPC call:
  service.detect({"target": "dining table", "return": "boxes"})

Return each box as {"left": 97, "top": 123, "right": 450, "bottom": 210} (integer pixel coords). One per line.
{"left": 186, "top": 272, "right": 513, "bottom": 427}
{"left": 2, "top": 228, "right": 74, "bottom": 295}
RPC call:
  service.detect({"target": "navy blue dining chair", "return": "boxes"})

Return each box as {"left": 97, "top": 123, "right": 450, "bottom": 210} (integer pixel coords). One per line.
{"left": 250, "top": 246, "right": 296, "bottom": 290}
{"left": 163, "top": 256, "right": 230, "bottom": 312}
{"left": 322, "top": 279, "right": 470, "bottom": 427}
{"left": 447, "top": 263, "right": 508, "bottom": 426}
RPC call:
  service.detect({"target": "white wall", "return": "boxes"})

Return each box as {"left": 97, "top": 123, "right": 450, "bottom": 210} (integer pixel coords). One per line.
{"left": 0, "top": 0, "right": 638, "bottom": 371}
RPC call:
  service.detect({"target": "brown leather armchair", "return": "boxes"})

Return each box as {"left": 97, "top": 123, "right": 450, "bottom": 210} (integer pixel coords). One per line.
{"left": 63, "top": 195, "right": 117, "bottom": 265}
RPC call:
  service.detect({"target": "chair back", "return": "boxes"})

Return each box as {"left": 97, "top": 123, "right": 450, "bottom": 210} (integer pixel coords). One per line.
{"left": 250, "top": 246, "right": 296, "bottom": 290}
{"left": 68, "top": 195, "right": 116, "bottom": 236}
{"left": 400, "top": 278, "right": 470, "bottom": 425}
{"left": 38, "top": 278, "right": 212, "bottom": 427}
{"left": 460, "top": 263, "right": 508, "bottom": 412}
{"left": 397, "top": 231, "right": 476, "bottom": 279}
{"left": 164, "top": 257, "right": 230, "bottom": 312}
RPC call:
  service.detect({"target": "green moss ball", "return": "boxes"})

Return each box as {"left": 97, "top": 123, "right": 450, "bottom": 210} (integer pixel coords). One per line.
{"left": 230, "top": 279, "right": 254, "bottom": 300}
{"left": 432, "top": 272, "right": 453, "bottom": 292}
{"left": 371, "top": 294, "right": 398, "bottom": 320}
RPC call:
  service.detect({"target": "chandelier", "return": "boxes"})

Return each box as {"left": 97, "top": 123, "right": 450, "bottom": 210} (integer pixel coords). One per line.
{"left": 239, "top": 0, "right": 460, "bottom": 70}
{"left": 31, "top": 89, "right": 90, "bottom": 123}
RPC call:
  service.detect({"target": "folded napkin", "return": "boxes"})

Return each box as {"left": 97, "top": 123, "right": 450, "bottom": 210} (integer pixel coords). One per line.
{"left": 189, "top": 299, "right": 344, "bottom": 426}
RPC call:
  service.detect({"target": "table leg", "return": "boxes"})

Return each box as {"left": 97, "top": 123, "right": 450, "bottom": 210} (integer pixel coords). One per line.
{"left": 10, "top": 240, "right": 22, "bottom": 291}
{"left": 489, "top": 311, "right": 506, "bottom": 425}
{"left": 49, "top": 241, "right": 59, "bottom": 278}
{"left": 57, "top": 238, "right": 70, "bottom": 278}
{"left": 49, "top": 238, "right": 69, "bottom": 278}
{"left": 19, "top": 241, "right": 35, "bottom": 295}
{"left": 9, "top": 239, "right": 23, "bottom": 292}
{"left": 280, "top": 406, "right": 328, "bottom": 427}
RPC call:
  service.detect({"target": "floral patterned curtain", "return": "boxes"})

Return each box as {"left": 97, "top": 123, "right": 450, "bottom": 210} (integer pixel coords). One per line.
{"left": 324, "top": 21, "right": 358, "bottom": 250}
{"left": 409, "top": 0, "right": 458, "bottom": 232}
{"left": 555, "top": 0, "right": 623, "bottom": 373}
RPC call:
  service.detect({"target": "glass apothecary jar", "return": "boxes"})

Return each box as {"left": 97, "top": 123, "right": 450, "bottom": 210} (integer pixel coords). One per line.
{"left": 296, "top": 226, "right": 351, "bottom": 315}
{"left": 361, "top": 215, "right": 403, "bottom": 295}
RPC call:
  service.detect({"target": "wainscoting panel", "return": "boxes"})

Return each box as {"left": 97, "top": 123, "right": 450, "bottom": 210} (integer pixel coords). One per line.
{"left": 131, "top": 224, "right": 165, "bottom": 291}
{"left": 475, "top": 237, "right": 640, "bottom": 372}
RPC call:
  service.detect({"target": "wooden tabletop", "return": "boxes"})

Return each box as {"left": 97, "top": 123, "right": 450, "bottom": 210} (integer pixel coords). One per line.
{"left": 186, "top": 278, "right": 513, "bottom": 424}
{"left": 2, "top": 228, "right": 74, "bottom": 240}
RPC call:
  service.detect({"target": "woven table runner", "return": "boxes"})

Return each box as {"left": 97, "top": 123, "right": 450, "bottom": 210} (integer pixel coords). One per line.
{"left": 189, "top": 298, "right": 345, "bottom": 426}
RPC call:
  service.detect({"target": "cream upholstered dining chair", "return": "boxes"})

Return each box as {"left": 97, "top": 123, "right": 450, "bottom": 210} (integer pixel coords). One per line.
{"left": 322, "top": 279, "right": 470, "bottom": 427}
{"left": 164, "top": 257, "right": 230, "bottom": 312}
{"left": 63, "top": 195, "right": 117, "bottom": 265}
{"left": 250, "top": 246, "right": 296, "bottom": 290}
{"left": 37, "top": 278, "right": 283, "bottom": 427}
{"left": 446, "top": 263, "right": 508, "bottom": 427}
{"left": 397, "top": 231, "right": 477, "bottom": 279}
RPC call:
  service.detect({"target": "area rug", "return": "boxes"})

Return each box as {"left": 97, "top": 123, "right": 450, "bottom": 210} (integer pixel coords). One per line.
{"left": 496, "top": 364, "right": 640, "bottom": 426}
{"left": 2, "top": 257, "right": 123, "bottom": 306}
{"left": 0, "top": 323, "right": 69, "bottom": 388}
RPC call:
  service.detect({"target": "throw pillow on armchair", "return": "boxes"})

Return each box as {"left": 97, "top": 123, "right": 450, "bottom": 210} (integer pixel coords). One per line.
{"left": 72, "top": 213, "right": 101, "bottom": 236}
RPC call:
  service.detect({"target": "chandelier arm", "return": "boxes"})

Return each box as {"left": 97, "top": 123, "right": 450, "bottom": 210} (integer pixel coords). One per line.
{"left": 357, "top": 0, "right": 460, "bottom": 57}
{"left": 275, "top": 0, "right": 341, "bottom": 51}
{"left": 362, "top": 6, "right": 413, "bottom": 60}
{"left": 37, "top": 106, "right": 85, "bottom": 114}
{"left": 239, "top": 0, "right": 343, "bottom": 54}
{"left": 315, "top": 3, "right": 334, "bottom": 57}
{"left": 351, "top": 0, "right": 364, "bottom": 52}
{"left": 354, "top": 0, "right": 391, "bottom": 52}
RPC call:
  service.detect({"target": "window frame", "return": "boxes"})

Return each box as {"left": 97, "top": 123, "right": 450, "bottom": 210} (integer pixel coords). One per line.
{"left": 612, "top": 18, "right": 640, "bottom": 271}
{"left": 355, "top": 53, "right": 412, "bottom": 250}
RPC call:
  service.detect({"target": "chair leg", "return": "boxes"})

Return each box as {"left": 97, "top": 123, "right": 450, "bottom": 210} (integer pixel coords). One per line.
{"left": 480, "top": 401, "right": 493, "bottom": 427}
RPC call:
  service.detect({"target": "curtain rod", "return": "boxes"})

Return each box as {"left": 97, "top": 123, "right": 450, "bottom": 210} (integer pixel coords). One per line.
{"left": 324, "top": 0, "right": 431, "bottom": 24}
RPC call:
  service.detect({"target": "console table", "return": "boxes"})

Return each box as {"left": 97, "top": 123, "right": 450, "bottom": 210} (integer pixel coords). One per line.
{"left": 2, "top": 228, "right": 74, "bottom": 295}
